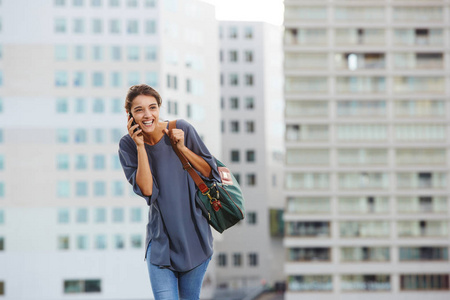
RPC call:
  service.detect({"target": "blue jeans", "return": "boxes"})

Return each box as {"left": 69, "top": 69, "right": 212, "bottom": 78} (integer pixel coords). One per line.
{"left": 146, "top": 243, "right": 211, "bottom": 300}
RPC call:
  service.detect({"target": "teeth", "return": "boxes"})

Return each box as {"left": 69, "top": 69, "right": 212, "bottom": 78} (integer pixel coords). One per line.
{"left": 143, "top": 121, "right": 153, "bottom": 125}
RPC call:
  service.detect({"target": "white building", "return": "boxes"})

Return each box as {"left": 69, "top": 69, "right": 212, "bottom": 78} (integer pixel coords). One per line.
{"left": 0, "top": 0, "right": 219, "bottom": 299}
{"left": 283, "top": 0, "right": 450, "bottom": 299}
{"left": 215, "top": 21, "right": 285, "bottom": 293}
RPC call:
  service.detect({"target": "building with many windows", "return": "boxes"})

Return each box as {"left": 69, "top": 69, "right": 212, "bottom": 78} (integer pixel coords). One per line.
{"left": 283, "top": 0, "right": 450, "bottom": 299}
{"left": 216, "top": 21, "right": 285, "bottom": 293}
{"left": 0, "top": 0, "right": 219, "bottom": 298}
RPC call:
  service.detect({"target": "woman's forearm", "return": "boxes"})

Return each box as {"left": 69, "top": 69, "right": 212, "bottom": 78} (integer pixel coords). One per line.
{"left": 136, "top": 145, "right": 153, "bottom": 196}
{"left": 179, "top": 146, "right": 212, "bottom": 179}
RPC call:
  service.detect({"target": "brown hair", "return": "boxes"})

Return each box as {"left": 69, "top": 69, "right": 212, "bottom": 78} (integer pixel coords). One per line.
{"left": 124, "top": 84, "right": 162, "bottom": 112}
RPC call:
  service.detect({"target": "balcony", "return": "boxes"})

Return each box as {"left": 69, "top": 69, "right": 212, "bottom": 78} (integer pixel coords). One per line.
{"left": 398, "top": 221, "right": 448, "bottom": 237}
{"left": 284, "top": 28, "right": 327, "bottom": 46}
{"left": 335, "top": 28, "right": 385, "bottom": 45}
{"left": 397, "top": 172, "right": 447, "bottom": 189}
{"left": 397, "top": 197, "right": 448, "bottom": 214}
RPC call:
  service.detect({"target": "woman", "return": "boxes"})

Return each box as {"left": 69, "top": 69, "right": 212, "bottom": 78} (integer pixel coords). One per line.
{"left": 118, "top": 84, "right": 220, "bottom": 300}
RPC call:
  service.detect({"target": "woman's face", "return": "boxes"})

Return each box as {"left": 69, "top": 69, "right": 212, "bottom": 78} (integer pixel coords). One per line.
{"left": 130, "top": 95, "right": 160, "bottom": 133}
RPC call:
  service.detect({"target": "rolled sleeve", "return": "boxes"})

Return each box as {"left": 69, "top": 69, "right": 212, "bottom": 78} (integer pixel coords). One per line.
{"left": 118, "top": 136, "right": 159, "bottom": 205}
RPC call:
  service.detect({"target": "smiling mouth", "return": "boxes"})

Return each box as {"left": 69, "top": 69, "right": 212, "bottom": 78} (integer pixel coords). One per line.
{"left": 142, "top": 120, "right": 154, "bottom": 126}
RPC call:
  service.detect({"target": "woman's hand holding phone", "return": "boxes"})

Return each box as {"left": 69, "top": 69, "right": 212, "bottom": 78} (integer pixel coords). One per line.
{"left": 127, "top": 113, "right": 144, "bottom": 147}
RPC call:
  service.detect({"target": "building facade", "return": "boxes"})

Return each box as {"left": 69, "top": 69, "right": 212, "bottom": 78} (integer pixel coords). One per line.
{"left": 216, "top": 21, "right": 285, "bottom": 293}
{"left": 0, "top": 0, "right": 219, "bottom": 299}
{"left": 283, "top": 0, "right": 450, "bottom": 299}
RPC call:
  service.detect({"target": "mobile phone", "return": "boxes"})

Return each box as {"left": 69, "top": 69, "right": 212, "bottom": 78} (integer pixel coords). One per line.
{"left": 128, "top": 112, "right": 139, "bottom": 133}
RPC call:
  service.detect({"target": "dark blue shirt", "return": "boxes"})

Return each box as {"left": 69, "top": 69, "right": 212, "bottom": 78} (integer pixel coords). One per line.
{"left": 118, "top": 119, "right": 220, "bottom": 272}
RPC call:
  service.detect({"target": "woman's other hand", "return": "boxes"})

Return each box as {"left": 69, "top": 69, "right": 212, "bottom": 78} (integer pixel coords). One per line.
{"left": 164, "top": 128, "right": 185, "bottom": 151}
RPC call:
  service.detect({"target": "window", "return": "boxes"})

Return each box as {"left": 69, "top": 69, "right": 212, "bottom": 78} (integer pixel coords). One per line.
{"left": 111, "top": 72, "right": 122, "bottom": 87}
{"left": 93, "top": 181, "right": 106, "bottom": 196}
{"left": 246, "top": 150, "right": 255, "bottom": 162}
{"left": 74, "top": 129, "right": 87, "bottom": 143}
{"left": 234, "top": 173, "right": 240, "bottom": 184}
{"left": 128, "top": 71, "right": 140, "bottom": 86}
{"left": 114, "top": 234, "right": 125, "bottom": 249}
{"left": 244, "top": 51, "right": 253, "bottom": 62}
{"left": 248, "top": 253, "right": 258, "bottom": 266}
{"left": 127, "top": 46, "right": 139, "bottom": 60}
{"left": 244, "top": 27, "right": 253, "bottom": 38}
{"left": 91, "top": 0, "right": 102, "bottom": 7}
{"left": 247, "top": 212, "right": 257, "bottom": 224}
{"left": 111, "top": 154, "right": 121, "bottom": 170}
{"left": 245, "top": 97, "right": 254, "bottom": 109}
{"left": 400, "top": 247, "right": 448, "bottom": 261}
{"left": 229, "top": 50, "right": 238, "bottom": 62}
{"left": 109, "top": 0, "right": 119, "bottom": 7}
{"left": 145, "top": 0, "right": 155, "bottom": 7}
{"left": 93, "top": 98, "right": 105, "bottom": 113}
{"left": 229, "top": 27, "right": 237, "bottom": 38}
{"left": 76, "top": 208, "right": 88, "bottom": 223}
{"left": 93, "top": 128, "right": 106, "bottom": 144}
{"left": 0, "top": 155, "right": 3, "bottom": 170}
{"left": 145, "top": 46, "right": 157, "bottom": 61}
{"left": 76, "top": 235, "right": 88, "bottom": 249}
{"left": 111, "top": 128, "right": 124, "bottom": 143}
{"left": 288, "top": 275, "right": 332, "bottom": 291}
{"left": 73, "top": 19, "right": 85, "bottom": 34}
{"left": 340, "top": 221, "right": 390, "bottom": 238}
{"left": 246, "top": 174, "right": 256, "bottom": 186}
{"left": 58, "top": 208, "right": 70, "bottom": 223}
{"left": 127, "top": 0, "right": 137, "bottom": 7}
{"left": 64, "top": 279, "right": 101, "bottom": 293}
{"left": 245, "top": 74, "right": 254, "bottom": 86}
{"left": 287, "top": 221, "right": 330, "bottom": 237}
{"left": 74, "top": 45, "right": 87, "bottom": 61}
{"left": 95, "top": 235, "right": 107, "bottom": 249}
{"left": 111, "top": 98, "right": 122, "bottom": 113}
{"left": 0, "top": 281, "right": 3, "bottom": 295}
{"left": 58, "top": 236, "right": 70, "bottom": 250}
{"left": 127, "top": 20, "right": 138, "bottom": 34}
{"left": 94, "top": 208, "right": 106, "bottom": 223}
{"left": 73, "top": 71, "right": 86, "bottom": 87}
{"left": 56, "top": 154, "right": 69, "bottom": 170}
{"left": 145, "top": 20, "right": 156, "bottom": 34}
{"left": 400, "top": 274, "right": 449, "bottom": 291}
{"left": 92, "top": 19, "right": 102, "bottom": 33}
{"left": 146, "top": 72, "right": 158, "bottom": 87}
{"left": 288, "top": 247, "right": 331, "bottom": 262}
{"left": 230, "top": 150, "right": 240, "bottom": 162}
{"left": 230, "top": 97, "right": 239, "bottom": 109}
{"left": 341, "top": 275, "right": 391, "bottom": 291}
{"left": 55, "top": 0, "right": 66, "bottom": 6}
{"left": 55, "top": 18, "right": 67, "bottom": 33}
{"left": 230, "top": 121, "right": 239, "bottom": 133}
{"left": 130, "top": 207, "right": 142, "bottom": 222}
{"left": 75, "top": 182, "right": 88, "bottom": 197}
{"left": 75, "top": 154, "right": 87, "bottom": 169}
{"left": 55, "top": 45, "right": 68, "bottom": 60}
{"left": 233, "top": 253, "right": 242, "bottom": 266}
{"left": 131, "top": 234, "right": 142, "bottom": 248}
{"left": 56, "top": 98, "right": 69, "bottom": 113}
{"left": 245, "top": 121, "right": 255, "bottom": 133}
{"left": 112, "top": 207, "right": 124, "bottom": 222}
{"left": 218, "top": 253, "right": 227, "bottom": 266}
{"left": 74, "top": 98, "right": 86, "bottom": 113}
{"left": 93, "top": 155, "right": 105, "bottom": 170}
{"left": 341, "top": 247, "right": 390, "bottom": 262}
{"left": 186, "top": 79, "right": 191, "bottom": 93}
{"left": 55, "top": 71, "right": 68, "bottom": 87}
{"left": 110, "top": 20, "right": 121, "bottom": 34}
{"left": 73, "top": 0, "right": 84, "bottom": 6}
{"left": 57, "top": 181, "right": 70, "bottom": 198}
{"left": 92, "top": 46, "right": 103, "bottom": 60}
{"left": 92, "top": 72, "right": 104, "bottom": 87}
{"left": 229, "top": 74, "right": 238, "bottom": 86}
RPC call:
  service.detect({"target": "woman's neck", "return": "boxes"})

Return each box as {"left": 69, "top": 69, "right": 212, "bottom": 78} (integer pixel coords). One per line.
{"left": 143, "top": 121, "right": 167, "bottom": 145}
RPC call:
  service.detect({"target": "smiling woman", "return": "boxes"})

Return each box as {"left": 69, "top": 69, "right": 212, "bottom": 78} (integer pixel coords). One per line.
{"left": 118, "top": 84, "right": 220, "bottom": 300}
